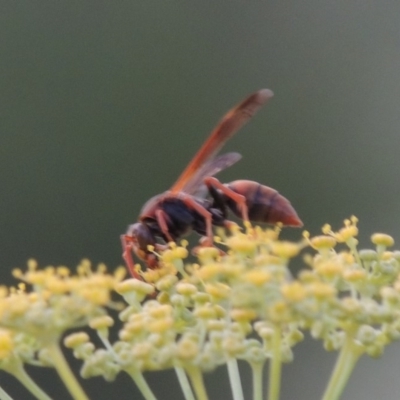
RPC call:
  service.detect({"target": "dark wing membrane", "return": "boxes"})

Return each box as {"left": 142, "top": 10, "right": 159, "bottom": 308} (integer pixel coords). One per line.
{"left": 182, "top": 152, "right": 242, "bottom": 195}
{"left": 170, "top": 89, "right": 274, "bottom": 194}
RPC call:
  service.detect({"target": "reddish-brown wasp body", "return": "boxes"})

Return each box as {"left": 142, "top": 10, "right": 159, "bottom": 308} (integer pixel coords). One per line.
{"left": 122, "top": 89, "right": 302, "bottom": 278}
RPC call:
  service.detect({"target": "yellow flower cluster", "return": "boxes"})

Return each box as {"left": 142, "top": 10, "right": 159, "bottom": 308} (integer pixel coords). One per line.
{"left": 1, "top": 218, "right": 400, "bottom": 400}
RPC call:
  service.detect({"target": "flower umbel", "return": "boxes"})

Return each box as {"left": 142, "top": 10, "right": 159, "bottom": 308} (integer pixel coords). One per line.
{"left": 1, "top": 220, "right": 400, "bottom": 400}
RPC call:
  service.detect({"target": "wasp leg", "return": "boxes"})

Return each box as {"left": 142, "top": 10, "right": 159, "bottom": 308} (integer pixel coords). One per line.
{"left": 155, "top": 209, "right": 175, "bottom": 243}
{"left": 180, "top": 195, "right": 214, "bottom": 246}
{"left": 204, "top": 176, "right": 249, "bottom": 222}
{"left": 207, "top": 180, "right": 228, "bottom": 219}
{"left": 120, "top": 235, "right": 142, "bottom": 280}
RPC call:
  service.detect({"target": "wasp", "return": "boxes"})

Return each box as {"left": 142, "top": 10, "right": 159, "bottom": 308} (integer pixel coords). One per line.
{"left": 121, "top": 89, "right": 302, "bottom": 278}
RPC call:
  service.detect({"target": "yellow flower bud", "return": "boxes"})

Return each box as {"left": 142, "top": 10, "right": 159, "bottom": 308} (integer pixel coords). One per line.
{"left": 243, "top": 270, "right": 271, "bottom": 286}
{"left": 371, "top": 233, "right": 394, "bottom": 248}
{"left": 115, "top": 279, "right": 154, "bottom": 295}
{"left": 194, "top": 306, "right": 217, "bottom": 320}
{"left": 271, "top": 241, "right": 301, "bottom": 259}
{"left": 89, "top": 316, "right": 114, "bottom": 330}
{"left": 307, "top": 282, "right": 336, "bottom": 299}
{"left": 148, "top": 317, "right": 173, "bottom": 333}
{"left": 310, "top": 235, "right": 337, "bottom": 250}
{"left": 64, "top": 332, "right": 90, "bottom": 349}
{"left": 177, "top": 339, "right": 199, "bottom": 360}
{"left": 316, "top": 261, "right": 344, "bottom": 278}
{"left": 205, "top": 283, "right": 230, "bottom": 299}
{"left": 281, "top": 282, "right": 307, "bottom": 302}
{"left": 230, "top": 308, "right": 257, "bottom": 322}
{"left": 336, "top": 226, "right": 358, "bottom": 242}
{"left": 176, "top": 283, "right": 198, "bottom": 296}
{"left": 226, "top": 234, "right": 257, "bottom": 255}
{"left": 196, "top": 263, "right": 224, "bottom": 280}
{"left": 343, "top": 269, "right": 366, "bottom": 282}
{"left": 148, "top": 304, "right": 172, "bottom": 319}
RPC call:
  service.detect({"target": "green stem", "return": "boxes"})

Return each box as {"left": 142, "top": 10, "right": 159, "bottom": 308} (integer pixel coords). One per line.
{"left": 3, "top": 356, "right": 52, "bottom": 400}
{"left": 250, "top": 362, "right": 264, "bottom": 400}
{"left": 174, "top": 366, "right": 195, "bottom": 400}
{"left": 125, "top": 368, "right": 157, "bottom": 400}
{"left": 186, "top": 366, "right": 208, "bottom": 400}
{"left": 321, "top": 336, "right": 363, "bottom": 400}
{"left": 268, "top": 326, "right": 282, "bottom": 400}
{"left": 0, "top": 385, "right": 14, "bottom": 400}
{"left": 13, "top": 366, "right": 53, "bottom": 400}
{"left": 227, "top": 358, "right": 244, "bottom": 400}
{"left": 45, "top": 341, "right": 88, "bottom": 400}
{"left": 347, "top": 239, "right": 362, "bottom": 268}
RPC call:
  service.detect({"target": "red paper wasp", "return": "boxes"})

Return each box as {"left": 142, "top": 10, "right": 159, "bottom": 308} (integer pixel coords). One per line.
{"left": 121, "top": 89, "right": 302, "bottom": 278}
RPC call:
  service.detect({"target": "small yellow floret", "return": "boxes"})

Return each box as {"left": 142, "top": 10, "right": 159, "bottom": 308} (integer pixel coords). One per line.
{"left": 271, "top": 241, "right": 301, "bottom": 259}
{"left": 89, "top": 316, "right": 114, "bottom": 330}
{"left": 307, "top": 282, "right": 336, "bottom": 299}
{"left": 310, "top": 235, "right": 337, "bottom": 250}
{"left": 80, "top": 288, "right": 110, "bottom": 305}
{"left": 156, "top": 275, "right": 178, "bottom": 292}
{"left": 336, "top": 226, "right": 358, "bottom": 242}
{"left": 160, "top": 249, "right": 175, "bottom": 263}
{"left": 321, "top": 224, "right": 332, "bottom": 235}
{"left": 223, "top": 335, "right": 245, "bottom": 356}
{"left": 197, "top": 247, "right": 220, "bottom": 262}
{"left": 56, "top": 266, "right": 71, "bottom": 277}
{"left": 174, "top": 247, "right": 189, "bottom": 259}
{"left": 316, "top": 261, "right": 344, "bottom": 278}
{"left": 196, "top": 263, "right": 224, "bottom": 280}
{"left": 8, "top": 296, "right": 30, "bottom": 316}
{"left": 281, "top": 282, "right": 307, "bottom": 302}
{"left": 226, "top": 234, "right": 257, "bottom": 255}
{"left": 124, "top": 320, "right": 145, "bottom": 335}
{"left": 27, "top": 259, "right": 38, "bottom": 271}
{"left": 230, "top": 308, "right": 257, "bottom": 322}
{"left": 148, "top": 317, "right": 173, "bottom": 333}
{"left": 381, "top": 251, "right": 394, "bottom": 261}
{"left": 338, "top": 252, "right": 355, "bottom": 265}
{"left": 132, "top": 342, "right": 152, "bottom": 359}
{"left": 177, "top": 339, "right": 199, "bottom": 360}
{"left": 341, "top": 297, "right": 362, "bottom": 314}
{"left": 371, "top": 233, "right": 395, "bottom": 248}
{"left": 194, "top": 306, "right": 217, "bottom": 320}
{"left": 25, "top": 271, "right": 48, "bottom": 286}
{"left": 214, "top": 304, "right": 226, "bottom": 318}
{"left": 254, "top": 254, "right": 284, "bottom": 267}
{"left": 45, "top": 277, "right": 70, "bottom": 294}
{"left": 207, "top": 320, "right": 226, "bottom": 331}
{"left": 176, "top": 283, "right": 198, "bottom": 296}
{"left": 205, "top": 283, "right": 230, "bottom": 299}
{"left": 342, "top": 269, "right": 366, "bottom": 282}
{"left": 142, "top": 269, "right": 162, "bottom": 283}
{"left": 268, "top": 301, "right": 291, "bottom": 323}
{"left": 148, "top": 304, "right": 172, "bottom": 319}
{"left": 115, "top": 279, "right": 154, "bottom": 295}
{"left": 64, "top": 332, "right": 90, "bottom": 348}
{"left": 243, "top": 270, "right": 271, "bottom": 286}
{"left": 0, "top": 330, "right": 13, "bottom": 359}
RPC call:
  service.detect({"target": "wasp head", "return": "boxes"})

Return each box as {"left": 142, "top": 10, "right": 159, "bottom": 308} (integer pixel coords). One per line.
{"left": 121, "top": 222, "right": 160, "bottom": 278}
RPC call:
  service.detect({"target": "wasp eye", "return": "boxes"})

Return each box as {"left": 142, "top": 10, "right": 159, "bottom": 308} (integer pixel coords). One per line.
{"left": 126, "top": 223, "right": 155, "bottom": 255}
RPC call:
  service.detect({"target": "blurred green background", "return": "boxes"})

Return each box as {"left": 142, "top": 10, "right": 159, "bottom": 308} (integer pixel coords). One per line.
{"left": 1, "top": 1, "right": 400, "bottom": 399}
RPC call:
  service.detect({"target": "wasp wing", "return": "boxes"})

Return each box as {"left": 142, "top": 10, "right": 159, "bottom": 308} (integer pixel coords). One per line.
{"left": 170, "top": 89, "right": 273, "bottom": 194}
{"left": 183, "top": 152, "right": 242, "bottom": 195}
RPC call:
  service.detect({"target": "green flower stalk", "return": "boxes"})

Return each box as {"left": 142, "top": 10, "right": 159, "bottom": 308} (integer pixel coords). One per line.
{"left": 0, "top": 218, "right": 400, "bottom": 400}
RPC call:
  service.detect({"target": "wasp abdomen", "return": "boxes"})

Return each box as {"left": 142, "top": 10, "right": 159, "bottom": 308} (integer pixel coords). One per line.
{"left": 225, "top": 180, "right": 302, "bottom": 227}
